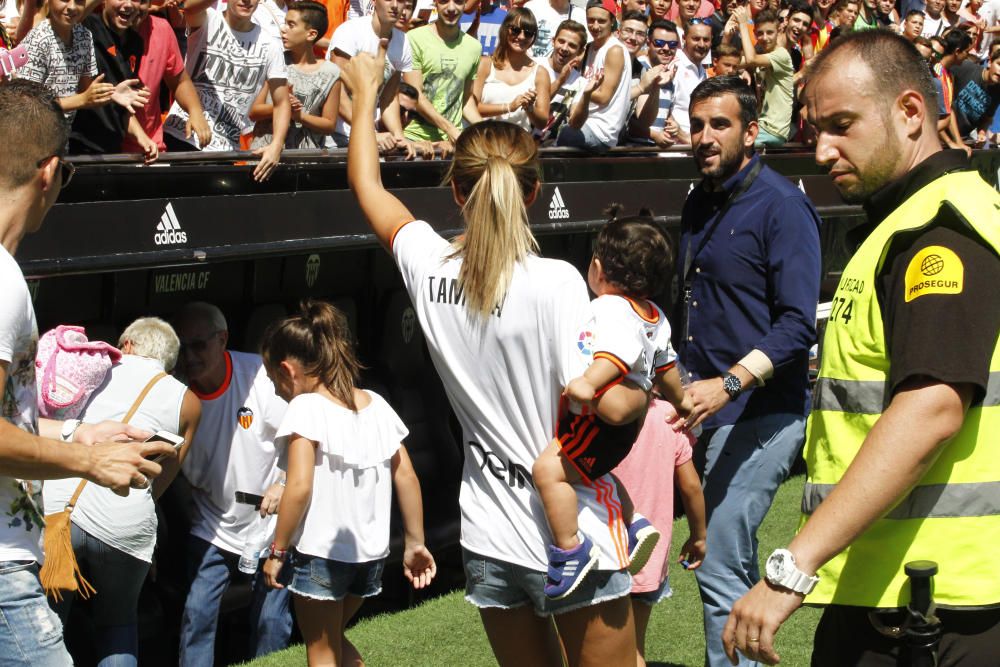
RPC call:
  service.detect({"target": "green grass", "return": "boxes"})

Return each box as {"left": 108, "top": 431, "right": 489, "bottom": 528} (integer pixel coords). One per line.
{"left": 245, "top": 475, "right": 818, "bottom": 667}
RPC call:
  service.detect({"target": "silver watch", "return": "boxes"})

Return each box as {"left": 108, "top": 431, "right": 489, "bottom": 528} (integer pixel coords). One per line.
{"left": 765, "top": 548, "right": 819, "bottom": 595}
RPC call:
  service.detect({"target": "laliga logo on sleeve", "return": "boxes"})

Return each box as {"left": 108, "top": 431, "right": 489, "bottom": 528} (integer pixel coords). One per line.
{"left": 577, "top": 330, "right": 593, "bottom": 356}
{"left": 237, "top": 406, "right": 253, "bottom": 429}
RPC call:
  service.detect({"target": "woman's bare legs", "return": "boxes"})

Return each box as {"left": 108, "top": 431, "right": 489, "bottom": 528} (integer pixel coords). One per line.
{"left": 477, "top": 595, "right": 637, "bottom": 667}
{"left": 631, "top": 599, "right": 652, "bottom": 667}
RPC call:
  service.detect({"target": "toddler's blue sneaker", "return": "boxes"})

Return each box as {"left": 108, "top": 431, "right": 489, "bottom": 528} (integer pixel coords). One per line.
{"left": 544, "top": 534, "right": 600, "bottom": 600}
{"left": 627, "top": 514, "right": 660, "bottom": 575}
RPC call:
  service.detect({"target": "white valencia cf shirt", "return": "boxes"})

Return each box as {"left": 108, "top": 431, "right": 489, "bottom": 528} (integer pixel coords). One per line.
{"left": 392, "top": 221, "right": 631, "bottom": 571}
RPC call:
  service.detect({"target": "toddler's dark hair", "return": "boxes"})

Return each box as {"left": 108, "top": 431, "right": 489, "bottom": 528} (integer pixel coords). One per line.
{"left": 260, "top": 299, "right": 362, "bottom": 411}
{"left": 594, "top": 204, "right": 673, "bottom": 299}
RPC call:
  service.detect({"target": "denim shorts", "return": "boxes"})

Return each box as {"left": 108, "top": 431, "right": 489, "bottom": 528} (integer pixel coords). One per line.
{"left": 287, "top": 551, "right": 385, "bottom": 602}
{"left": 0, "top": 561, "right": 72, "bottom": 666}
{"left": 463, "top": 548, "right": 631, "bottom": 617}
{"left": 631, "top": 576, "right": 673, "bottom": 606}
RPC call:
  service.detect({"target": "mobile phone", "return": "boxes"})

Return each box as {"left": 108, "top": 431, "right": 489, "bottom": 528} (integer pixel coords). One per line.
{"left": 235, "top": 491, "right": 264, "bottom": 509}
{"left": 144, "top": 430, "right": 185, "bottom": 462}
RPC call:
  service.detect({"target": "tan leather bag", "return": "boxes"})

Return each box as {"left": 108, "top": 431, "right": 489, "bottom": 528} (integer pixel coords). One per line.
{"left": 39, "top": 372, "right": 167, "bottom": 601}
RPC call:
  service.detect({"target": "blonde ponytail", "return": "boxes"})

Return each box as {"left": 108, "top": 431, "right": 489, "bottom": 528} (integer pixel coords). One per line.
{"left": 446, "top": 122, "right": 540, "bottom": 318}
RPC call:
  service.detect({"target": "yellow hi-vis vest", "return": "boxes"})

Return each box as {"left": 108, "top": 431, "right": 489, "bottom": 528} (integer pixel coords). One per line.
{"left": 801, "top": 169, "right": 1000, "bottom": 610}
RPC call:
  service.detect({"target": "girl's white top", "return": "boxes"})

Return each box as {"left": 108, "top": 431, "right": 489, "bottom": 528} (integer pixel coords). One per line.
{"left": 277, "top": 390, "right": 406, "bottom": 563}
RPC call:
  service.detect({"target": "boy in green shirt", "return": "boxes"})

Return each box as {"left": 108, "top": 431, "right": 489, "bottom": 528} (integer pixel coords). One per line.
{"left": 402, "top": 0, "right": 483, "bottom": 143}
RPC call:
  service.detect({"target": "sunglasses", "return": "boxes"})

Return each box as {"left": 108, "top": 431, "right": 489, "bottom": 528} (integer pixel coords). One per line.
{"left": 509, "top": 25, "right": 537, "bottom": 39}
{"left": 689, "top": 17, "right": 713, "bottom": 24}
{"left": 652, "top": 38, "right": 680, "bottom": 48}
{"left": 36, "top": 155, "right": 75, "bottom": 189}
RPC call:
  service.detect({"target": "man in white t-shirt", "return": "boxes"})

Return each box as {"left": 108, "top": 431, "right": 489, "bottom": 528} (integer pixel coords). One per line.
{"left": 328, "top": 0, "right": 414, "bottom": 150}
{"left": 0, "top": 80, "right": 173, "bottom": 666}
{"left": 163, "top": 0, "right": 291, "bottom": 182}
{"left": 525, "top": 0, "right": 584, "bottom": 57}
{"left": 557, "top": 0, "right": 631, "bottom": 151}
{"left": 535, "top": 18, "right": 587, "bottom": 143}
{"left": 175, "top": 302, "right": 290, "bottom": 666}
{"left": 253, "top": 0, "right": 289, "bottom": 45}
{"left": 672, "top": 18, "right": 710, "bottom": 142}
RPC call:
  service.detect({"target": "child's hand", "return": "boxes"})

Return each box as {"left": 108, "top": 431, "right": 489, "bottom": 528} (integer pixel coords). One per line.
{"left": 676, "top": 392, "right": 694, "bottom": 420}
{"left": 263, "top": 555, "right": 285, "bottom": 589}
{"left": 564, "top": 376, "right": 596, "bottom": 404}
{"left": 403, "top": 543, "right": 437, "bottom": 590}
{"left": 679, "top": 535, "right": 706, "bottom": 570}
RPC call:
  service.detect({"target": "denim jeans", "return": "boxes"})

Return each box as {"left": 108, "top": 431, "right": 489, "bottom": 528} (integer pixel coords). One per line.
{"left": 555, "top": 125, "right": 612, "bottom": 153}
{"left": 694, "top": 412, "right": 805, "bottom": 667}
{"left": 0, "top": 561, "right": 72, "bottom": 666}
{"left": 179, "top": 535, "right": 292, "bottom": 666}
{"left": 49, "top": 523, "right": 150, "bottom": 667}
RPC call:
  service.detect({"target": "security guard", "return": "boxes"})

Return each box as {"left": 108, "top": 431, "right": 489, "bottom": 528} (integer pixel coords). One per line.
{"left": 722, "top": 30, "right": 1000, "bottom": 666}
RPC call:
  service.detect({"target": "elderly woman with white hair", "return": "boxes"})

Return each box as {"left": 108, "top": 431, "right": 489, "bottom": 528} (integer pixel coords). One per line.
{"left": 43, "top": 317, "right": 202, "bottom": 667}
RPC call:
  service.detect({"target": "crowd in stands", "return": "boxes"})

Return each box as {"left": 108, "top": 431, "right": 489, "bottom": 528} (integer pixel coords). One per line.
{"left": 1, "top": 0, "right": 998, "bottom": 174}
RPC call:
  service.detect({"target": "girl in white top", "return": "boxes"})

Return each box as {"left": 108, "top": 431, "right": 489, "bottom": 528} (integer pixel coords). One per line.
{"left": 260, "top": 300, "right": 435, "bottom": 667}
{"left": 340, "top": 48, "right": 646, "bottom": 665}
{"left": 472, "top": 8, "right": 551, "bottom": 132}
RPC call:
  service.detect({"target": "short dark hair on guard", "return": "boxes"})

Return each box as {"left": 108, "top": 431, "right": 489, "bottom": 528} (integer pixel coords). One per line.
{"left": 690, "top": 75, "right": 759, "bottom": 129}
{"left": 594, "top": 205, "right": 673, "bottom": 299}
{"left": 806, "top": 30, "right": 937, "bottom": 121}
{"left": 0, "top": 80, "right": 68, "bottom": 188}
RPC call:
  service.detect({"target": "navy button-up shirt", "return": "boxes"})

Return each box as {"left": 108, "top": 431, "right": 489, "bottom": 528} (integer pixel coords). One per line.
{"left": 672, "top": 154, "right": 822, "bottom": 429}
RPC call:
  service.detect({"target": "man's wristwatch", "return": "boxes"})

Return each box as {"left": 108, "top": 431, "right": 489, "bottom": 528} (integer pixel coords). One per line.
{"left": 765, "top": 548, "right": 819, "bottom": 595}
{"left": 721, "top": 372, "right": 743, "bottom": 401}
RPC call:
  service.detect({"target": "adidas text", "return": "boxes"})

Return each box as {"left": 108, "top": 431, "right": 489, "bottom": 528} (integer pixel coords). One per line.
{"left": 155, "top": 202, "right": 188, "bottom": 245}
{"left": 548, "top": 187, "right": 570, "bottom": 220}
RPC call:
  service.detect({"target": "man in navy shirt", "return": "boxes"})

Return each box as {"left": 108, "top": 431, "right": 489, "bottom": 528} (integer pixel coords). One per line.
{"left": 671, "top": 75, "right": 821, "bottom": 667}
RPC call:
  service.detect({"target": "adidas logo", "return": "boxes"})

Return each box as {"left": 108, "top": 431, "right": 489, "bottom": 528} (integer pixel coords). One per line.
{"left": 579, "top": 456, "right": 596, "bottom": 472}
{"left": 154, "top": 202, "right": 188, "bottom": 245}
{"left": 548, "top": 187, "right": 569, "bottom": 220}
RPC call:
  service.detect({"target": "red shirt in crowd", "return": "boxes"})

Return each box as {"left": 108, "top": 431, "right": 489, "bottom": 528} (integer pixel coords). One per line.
{"left": 123, "top": 15, "right": 184, "bottom": 153}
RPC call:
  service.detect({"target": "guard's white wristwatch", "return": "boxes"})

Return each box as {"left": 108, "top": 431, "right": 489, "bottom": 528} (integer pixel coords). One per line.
{"left": 61, "top": 419, "right": 81, "bottom": 443}
{"left": 765, "top": 548, "right": 819, "bottom": 595}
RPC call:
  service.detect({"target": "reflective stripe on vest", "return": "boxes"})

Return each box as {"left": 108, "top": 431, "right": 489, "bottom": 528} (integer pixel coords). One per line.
{"left": 801, "top": 169, "right": 1000, "bottom": 610}
{"left": 803, "top": 480, "right": 1000, "bottom": 518}
{"left": 813, "top": 371, "right": 1000, "bottom": 414}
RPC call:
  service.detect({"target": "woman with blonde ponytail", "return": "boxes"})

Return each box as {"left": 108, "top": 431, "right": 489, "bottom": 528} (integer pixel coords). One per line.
{"left": 342, "top": 49, "right": 640, "bottom": 667}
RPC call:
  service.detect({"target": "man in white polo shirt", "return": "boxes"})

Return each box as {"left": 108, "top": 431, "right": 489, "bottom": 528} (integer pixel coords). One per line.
{"left": 672, "top": 18, "right": 710, "bottom": 142}
{"left": 175, "top": 302, "right": 290, "bottom": 666}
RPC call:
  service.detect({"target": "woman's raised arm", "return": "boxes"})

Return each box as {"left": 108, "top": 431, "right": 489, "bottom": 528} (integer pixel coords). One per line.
{"left": 341, "top": 48, "right": 416, "bottom": 251}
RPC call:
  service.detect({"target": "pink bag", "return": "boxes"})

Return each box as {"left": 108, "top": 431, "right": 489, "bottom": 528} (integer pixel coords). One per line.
{"left": 35, "top": 325, "right": 122, "bottom": 420}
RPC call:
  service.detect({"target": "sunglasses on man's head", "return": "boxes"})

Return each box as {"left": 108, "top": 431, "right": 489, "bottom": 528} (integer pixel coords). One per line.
{"left": 652, "top": 38, "right": 680, "bottom": 48}
{"left": 510, "top": 25, "right": 537, "bottom": 38}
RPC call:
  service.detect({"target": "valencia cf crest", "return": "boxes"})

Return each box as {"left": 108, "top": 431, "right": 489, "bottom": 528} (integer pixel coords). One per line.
{"left": 237, "top": 407, "right": 253, "bottom": 429}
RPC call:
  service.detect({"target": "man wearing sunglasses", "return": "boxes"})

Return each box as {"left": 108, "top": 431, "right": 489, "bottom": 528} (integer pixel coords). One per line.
{"left": 0, "top": 80, "right": 175, "bottom": 666}
{"left": 629, "top": 19, "right": 682, "bottom": 146}
{"left": 175, "top": 301, "right": 292, "bottom": 665}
